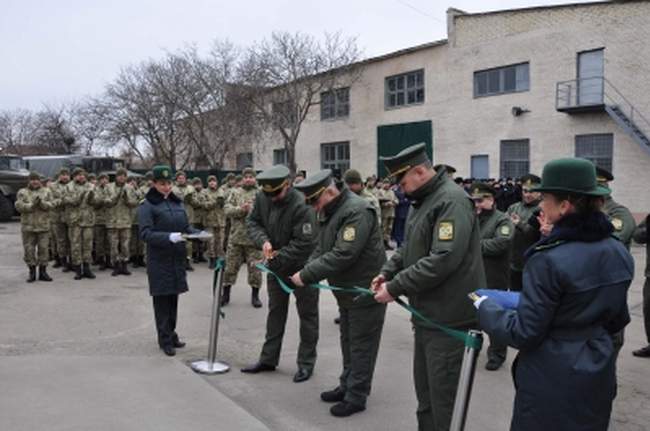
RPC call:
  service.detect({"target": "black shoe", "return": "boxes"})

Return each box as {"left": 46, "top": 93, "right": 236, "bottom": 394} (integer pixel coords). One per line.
{"left": 52, "top": 257, "right": 62, "bottom": 268}
{"left": 162, "top": 346, "right": 176, "bottom": 356}
{"left": 330, "top": 401, "right": 365, "bottom": 417}
{"left": 38, "top": 265, "right": 53, "bottom": 282}
{"left": 62, "top": 258, "right": 72, "bottom": 273}
{"left": 221, "top": 285, "right": 231, "bottom": 306}
{"left": 251, "top": 287, "right": 262, "bottom": 308}
{"left": 241, "top": 362, "right": 276, "bottom": 374}
{"left": 27, "top": 265, "right": 37, "bottom": 283}
{"left": 334, "top": 316, "right": 340, "bottom": 324}
{"left": 632, "top": 345, "right": 650, "bottom": 358}
{"left": 111, "top": 262, "right": 120, "bottom": 276}
{"left": 321, "top": 387, "right": 345, "bottom": 403}
{"left": 121, "top": 261, "right": 132, "bottom": 276}
{"left": 293, "top": 368, "right": 312, "bottom": 383}
{"left": 73, "top": 265, "right": 83, "bottom": 280}
{"left": 485, "top": 360, "right": 503, "bottom": 371}
{"left": 82, "top": 263, "right": 96, "bottom": 279}
{"left": 106, "top": 259, "right": 114, "bottom": 269}
{"left": 173, "top": 339, "right": 186, "bottom": 349}
{"left": 186, "top": 259, "right": 194, "bottom": 271}
{"left": 98, "top": 257, "right": 107, "bottom": 271}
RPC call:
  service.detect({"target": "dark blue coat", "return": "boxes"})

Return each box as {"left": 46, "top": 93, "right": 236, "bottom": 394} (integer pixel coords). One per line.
{"left": 478, "top": 212, "right": 633, "bottom": 431}
{"left": 138, "top": 188, "right": 198, "bottom": 297}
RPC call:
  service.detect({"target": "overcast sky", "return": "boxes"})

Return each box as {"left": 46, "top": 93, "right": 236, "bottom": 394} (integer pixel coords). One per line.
{"left": 1, "top": 0, "right": 598, "bottom": 111}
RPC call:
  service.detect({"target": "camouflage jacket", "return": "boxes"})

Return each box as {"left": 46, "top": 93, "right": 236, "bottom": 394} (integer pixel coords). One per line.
{"left": 131, "top": 185, "right": 146, "bottom": 225}
{"left": 188, "top": 189, "right": 205, "bottom": 225}
{"left": 172, "top": 184, "right": 196, "bottom": 223}
{"left": 202, "top": 187, "right": 225, "bottom": 227}
{"left": 65, "top": 181, "right": 97, "bottom": 227}
{"left": 15, "top": 186, "right": 55, "bottom": 232}
{"left": 224, "top": 185, "right": 257, "bottom": 246}
{"left": 92, "top": 184, "right": 111, "bottom": 225}
{"left": 49, "top": 180, "right": 71, "bottom": 224}
{"left": 359, "top": 188, "right": 382, "bottom": 226}
{"left": 377, "top": 188, "right": 398, "bottom": 218}
{"left": 105, "top": 182, "right": 139, "bottom": 229}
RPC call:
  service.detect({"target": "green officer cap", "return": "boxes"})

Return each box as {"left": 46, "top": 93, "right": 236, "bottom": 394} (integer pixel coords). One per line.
{"left": 257, "top": 165, "right": 290, "bottom": 193}
{"left": 98, "top": 172, "right": 109, "bottom": 180}
{"left": 343, "top": 169, "right": 362, "bottom": 185}
{"left": 294, "top": 169, "right": 332, "bottom": 204}
{"left": 241, "top": 167, "right": 256, "bottom": 177}
{"left": 175, "top": 170, "right": 186, "bottom": 179}
{"left": 595, "top": 166, "right": 614, "bottom": 184}
{"left": 470, "top": 182, "right": 496, "bottom": 199}
{"left": 433, "top": 164, "right": 456, "bottom": 175}
{"left": 531, "top": 158, "right": 610, "bottom": 197}
{"left": 115, "top": 167, "right": 128, "bottom": 177}
{"left": 28, "top": 171, "right": 41, "bottom": 181}
{"left": 72, "top": 167, "right": 86, "bottom": 178}
{"left": 58, "top": 167, "right": 70, "bottom": 176}
{"left": 380, "top": 143, "right": 429, "bottom": 179}
{"left": 207, "top": 175, "right": 217, "bottom": 182}
{"left": 519, "top": 174, "right": 542, "bottom": 189}
{"left": 152, "top": 165, "right": 172, "bottom": 181}
{"left": 191, "top": 177, "right": 203, "bottom": 185}
{"left": 145, "top": 171, "right": 154, "bottom": 180}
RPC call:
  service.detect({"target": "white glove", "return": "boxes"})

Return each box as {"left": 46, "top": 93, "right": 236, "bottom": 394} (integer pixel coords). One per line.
{"left": 473, "top": 296, "right": 488, "bottom": 310}
{"left": 169, "top": 232, "right": 183, "bottom": 243}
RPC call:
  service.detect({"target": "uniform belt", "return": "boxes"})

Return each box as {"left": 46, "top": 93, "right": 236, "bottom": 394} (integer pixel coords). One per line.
{"left": 549, "top": 326, "right": 607, "bottom": 340}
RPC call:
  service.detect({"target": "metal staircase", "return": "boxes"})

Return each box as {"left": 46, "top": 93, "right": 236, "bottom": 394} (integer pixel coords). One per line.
{"left": 556, "top": 77, "right": 650, "bottom": 156}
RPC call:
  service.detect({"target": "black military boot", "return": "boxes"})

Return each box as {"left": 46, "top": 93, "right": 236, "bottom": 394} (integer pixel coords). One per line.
{"left": 111, "top": 261, "right": 121, "bottom": 276}
{"left": 27, "top": 266, "right": 37, "bottom": 283}
{"left": 106, "top": 258, "right": 114, "bottom": 269}
{"left": 121, "top": 261, "right": 132, "bottom": 276}
{"left": 221, "top": 285, "right": 231, "bottom": 306}
{"left": 251, "top": 287, "right": 262, "bottom": 308}
{"left": 74, "top": 265, "right": 83, "bottom": 280}
{"left": 131, "top": 256, "right": 140, "bottom": 268}
{"left": 186, "top": 259, "right": 194, "bottom": 272}
{"left": 52, "top": 256, "right": 62, "bottom": 268}
{"left": 38, "top": 265, "right": 53, "bottom": 282}
{"left": 139, "top": 256, "right": 146, "bottom": 267}
{"left": 82, "top": 263, "right": 96, "bottom": 279}
{"left": 98, "top": 256, "right": 107, "bottom": 271}
{"left": 62, "top": 257, "right": 72, "bottom": 273}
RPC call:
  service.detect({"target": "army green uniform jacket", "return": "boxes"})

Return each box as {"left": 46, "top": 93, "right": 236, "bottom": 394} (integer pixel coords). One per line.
{"left": 105, "top": 183, "right": 139, "bottom": 229}
{"left": 49, "top": 180, "right": 70, "bottom": 225}
{"left": 15, "top": 186, "right": 55, "bottom": 232}
{"left": 604, "top": 196, "right": 635, "bottom": 249}
{"left": 173, "top": 184, "right": 196, "bottom": 222}
{"left": 478, "top": 209, "right": 514, "bottom": 290}
{"left": 381, "top": 172, "right": 485, "bottom": 329}
{"left": 247, "top": 187, "right": 316, "bottom": 277}
{"left": 506, "top": 200, "right": 541, "bottom": 272}
{"left": 93, "top": 184, "right": 110, "bottom": 225}
{"left": 225, "top": 186, "right": 257, "bottom": 247}
{"left": 202, "top": 187, "right": 226, "bottom": 228}
{"left": 65, "top": 182, "right": 97, "bottom": 227}
{"left": 300, "top": 190, "right": 386, "bottom": 308}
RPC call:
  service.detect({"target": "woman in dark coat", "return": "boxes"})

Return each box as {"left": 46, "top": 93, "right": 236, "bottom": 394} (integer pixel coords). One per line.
{"left": 138, "top": 165, "right": 199, "bottom": 356}
{"left": 475, "top": 158, "right": 634, "bottom": 431}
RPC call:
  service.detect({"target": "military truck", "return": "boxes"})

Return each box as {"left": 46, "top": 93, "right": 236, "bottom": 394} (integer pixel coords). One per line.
{"left": 23, "top": 155, "right": 128, "bottom": 179}
{"left": 0, "top": 155, "right": 29, "bottom": 221}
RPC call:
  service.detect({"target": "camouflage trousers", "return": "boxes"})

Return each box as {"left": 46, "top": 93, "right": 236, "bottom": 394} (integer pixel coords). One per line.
{"left": 108, "top": 228, "right": 131, "bottom": 263}
{"left": 49, "top": 225, "right": 57, "bottom": 258}
{"left": 69, "top": 225, "right": 94, "bottom": 265}
{"left": 382, "top": 216, "right": 394, "bottom": 243}
{"left": 224, "top": 243, "right": 263, "bottom": 288}
{"left": 205, "top": 225, "right": 224, "bottom": 259}
{"left": 130, "top": 225, "right": 144, "bottom": 257}
{"left": 53, "top": 222, "right": 70, "bottom": 258}
{"left": 94, "top": 225, "right": 109, "bottom": 258}
{"left": 22, "top": 230, "right": 50, "bottom": 266}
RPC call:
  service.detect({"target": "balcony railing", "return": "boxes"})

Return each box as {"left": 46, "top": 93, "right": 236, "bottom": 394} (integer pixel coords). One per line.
{"left": 556, "top": 77, "right": 606, "bottom": 111}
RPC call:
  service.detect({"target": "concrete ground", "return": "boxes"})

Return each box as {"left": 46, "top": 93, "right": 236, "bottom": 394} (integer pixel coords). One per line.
{"left": 1, "top": 220, "right": 649, "bottom": 430}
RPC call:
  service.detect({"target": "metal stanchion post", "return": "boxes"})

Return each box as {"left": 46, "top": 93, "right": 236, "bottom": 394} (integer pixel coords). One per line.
{"left": 450, "top": 330, "right": 483, "bottom": 431}
{"left": 191, "top": 258, "right": 230, "bottom": 374}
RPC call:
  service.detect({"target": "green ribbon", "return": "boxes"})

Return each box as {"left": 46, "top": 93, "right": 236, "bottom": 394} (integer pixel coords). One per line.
{"left": 256, "top": 264, "right": 482, "bottom": 350}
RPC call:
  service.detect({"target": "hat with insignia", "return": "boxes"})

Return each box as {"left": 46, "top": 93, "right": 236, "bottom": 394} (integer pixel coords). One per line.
{"left": 115, "top": 167, "right": 128, "bottom": 177}
{"left": 28, "top": 171, "right": 42, "bottom": 181}
{"left": 294, "top": 169, "right": 333, "bottom": 205}
{"left": 531, "top": 158, "right": 610, "bottom": 196}
{"left": 145, "top": 171, "right": 153, "bottom": 180}
{"left": 433, "top": 164, "right": 456, "bottom": 175}
{"left": 258, "top": 165, "right": 290, "bottom": 195}
{"left": 595, "top": 166, "right": 614, "bottom": 184}
{"left": 470, "top": 182, "right": 496, "bottom": 199}
{"left": 519, "top": 174, "right": 541, "bottom": 189}
{"left": 380, "top": 143, "right": 430, "bottom": 179}
{"left": 343, "top": 169, "right": 363, "bottom": 185}
{"left": 207, "top": 175, "right": 217, "bottom": 182}
{"left": 152, "top": 165, "right": 172, "bottom": 181}
{"left": 191, "top": 177, "right": 203, "bottom": 186}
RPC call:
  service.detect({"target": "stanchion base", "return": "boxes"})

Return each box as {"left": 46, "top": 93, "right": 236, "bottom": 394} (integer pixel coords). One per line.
{"left": 191, "top": 360, "right": 230, "bottom": 374}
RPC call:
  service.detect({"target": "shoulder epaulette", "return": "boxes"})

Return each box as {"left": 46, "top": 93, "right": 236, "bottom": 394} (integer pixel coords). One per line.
{"left": 534, "top": 240, "right": 565, "bottom": 251}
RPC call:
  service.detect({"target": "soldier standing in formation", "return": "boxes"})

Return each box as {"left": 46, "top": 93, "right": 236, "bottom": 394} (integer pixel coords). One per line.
{"left": 292, "top": 169, "right": 387, "bottom": 417}
{"left": 222, "top": 167, "right": 263, "bottom": 307}
{"left": 202, "top": 175, "right": 225, "bottom": 269}
{"left": 506, "top": 174, "right": 542, "bottom": 291}
{"left": 65, "top": 168, "right": 97, "bottom": 280}
{"left": 15, "top": 171, "right": 55, "bottom": 282}
{"left": 106, "top": 168, "right": 139, "bottom": 276}
{"left": 377, "top": 178, "right": 398, "bottom": 250}
{"left": 93, "top": 173, "right": 111, "bottom": 271}
{"left": 172, "top": 171, "right": 196, "bottom": 271}
{"left": 190, "top": 177, "right": 207, "bottom": 264}
{"left": 372, "top": 144, "right": 485, "bottom": 431}
{"left": 128, "top": 175, "right": 145, "bottom": 268}
{"left": 470, "top": 182, "right": 514, "bottom": 371}
{"left": 50, "top": 167, "right": 72, "bottom": 272}
{"left": 243, "top": 165, "right": 319, "bottom": 382}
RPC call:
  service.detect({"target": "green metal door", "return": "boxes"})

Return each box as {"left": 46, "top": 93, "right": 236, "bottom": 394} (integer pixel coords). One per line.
{"left": 376, "top": 120, "right": 432, "bottom": 178}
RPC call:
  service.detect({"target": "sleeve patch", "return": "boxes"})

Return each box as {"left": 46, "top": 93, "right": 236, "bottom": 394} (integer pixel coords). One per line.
{"left": 438, "top": 221, "right": 454, "bottom": 241}
{"left": 343, "top": 226, "right": 356, "bottom": 242}
{"left": 302, "top": 222, "right": 312, "bottom": 235}
{"left": 500, "top": 224, "right": 511, "bottom": 236}
{"left": 611, "top": 218, "right": 623, "bottom": 231}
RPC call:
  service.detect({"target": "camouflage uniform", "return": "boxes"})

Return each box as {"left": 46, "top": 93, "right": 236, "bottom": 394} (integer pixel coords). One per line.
{"left": 65, "top": 179, "right": 96, "bottom": 267}
{"left": 15, "top": 183, "right": 54, "bottom": 268}
{"left": 190, "top": 178, "right": 206, "bottom": 263}
{"left": 360, "top": 188, "right": 382, "bottom": 227}
{"left": 93, "top": 177, "right": 111, "bottom": 267}
{"left": 105, "top": 181, "right": 139, "bottom": 265}
{"left": 129, "top": 180, "right": 146, "bottom": 265}
{"left": 377, "top": 186, "right": 398, "bottom": 243}
{"left": 172, "top": 180, "right": 196, "bottom": 262}
{"left": 224, "top": 184, "right": 262, "bottom": 289}
{"left": 202, "top": 178, "right": 226, "bottom": 263}
{"left": 50, "top": 176, "right": 72, "bottom": 266}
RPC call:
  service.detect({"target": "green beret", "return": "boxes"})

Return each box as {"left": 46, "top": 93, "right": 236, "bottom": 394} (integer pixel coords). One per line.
{"left": 152, "top": 165, "right": 172, "bottom": 181}
{"left": 28, "top": 171, "right": 41, "bottom": 181}
{"left": 207, "top": 175, "right": 217, "bottom": 182}
{"left": 294, "top": 169, "right": 332, "bottom": 204}
{"left": 145, "top": 171, "right": 153, "bottom": 180}
{"left": 343, "top": 169, "right": 362, "bottom": 185}
{"left": 380, "top": 143, "right": 430, "bottom": 179}
{"left": 470, "top": 182, "right": 496, "bottom": 199}
{"left": 531, "top": 158, "right": 610, "bottom": 197}
{"left": 191, "top": 177, "right": 203, "bottom": 185}
{"left": 257, "top": 165, "right": 290, "bottom": 193}
{"left": 595, "top": 166, "right": 614, "bottom": 184}
{"left": 242, "top": 167, "right": 256, "bottom": 177}
{"left": 175, "top": 170, "right": 186, "bottom": 179}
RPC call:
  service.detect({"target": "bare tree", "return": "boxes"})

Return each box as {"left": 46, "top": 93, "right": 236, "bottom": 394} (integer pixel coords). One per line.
{"left": 69, "top": 99, "right": 110, "bottom": 156}
{"left": 32, "top": 104, "right": 78, "bottom": 154}
{"left": 0, "top": 109, "right": 37, "bottom": 152}
{"left": 238, "top": 32, "right": 362, "bottom": 172}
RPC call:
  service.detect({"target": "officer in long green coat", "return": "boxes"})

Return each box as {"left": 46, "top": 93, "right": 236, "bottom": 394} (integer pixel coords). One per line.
{"left": 471, "top": 182, "right": 514, "bottom": 371}
{"left": 372, "top": 144, "right": 485, "bottom": 431}
{"left": 243, "top": 165, "right": 319, "bottom": 383}
{"left": 292, "top": 169, "right": 387, "bottom": 417}
{"left": 595, "top": 167, "right": 635, "bottom": 249}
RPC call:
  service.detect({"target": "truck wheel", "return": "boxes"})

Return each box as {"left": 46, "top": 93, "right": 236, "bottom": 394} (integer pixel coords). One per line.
{"left": 0, "top": 194, "right": 14, "bottom": 222}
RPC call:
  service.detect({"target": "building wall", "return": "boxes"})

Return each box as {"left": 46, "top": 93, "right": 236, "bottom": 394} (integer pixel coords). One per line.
{"left": 251, "top": 0, "right": 650, "bottom": 214}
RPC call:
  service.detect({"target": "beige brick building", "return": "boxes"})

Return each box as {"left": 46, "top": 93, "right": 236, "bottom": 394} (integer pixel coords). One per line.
{"left": 239, "top": 0, "right": 650, "bottom": 214}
